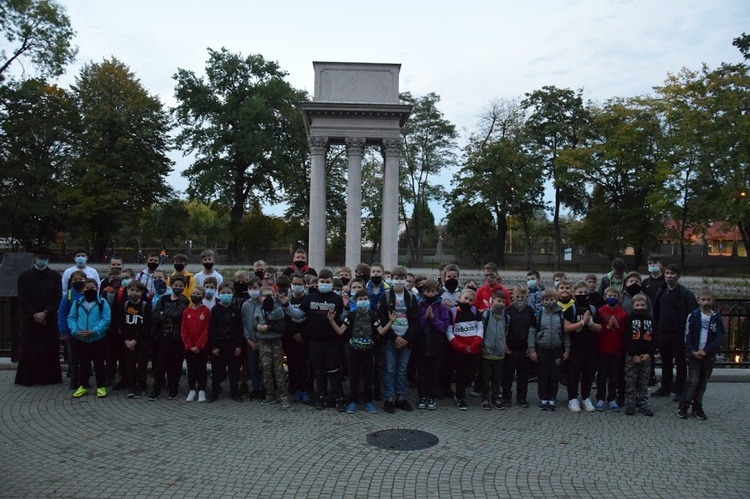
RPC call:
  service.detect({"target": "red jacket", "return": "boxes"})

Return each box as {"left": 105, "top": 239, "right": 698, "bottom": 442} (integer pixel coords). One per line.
{"left": 597, "top": 304, "right": 627, "bottom": 354}
{"left": 181, "top": 305, "right": 210, "bottom": 351}
{"left": 473, "top": 283, "right": 511, "bottom": 311}
{"left": 447, "top": 305, "right": 484, "bottom": 355}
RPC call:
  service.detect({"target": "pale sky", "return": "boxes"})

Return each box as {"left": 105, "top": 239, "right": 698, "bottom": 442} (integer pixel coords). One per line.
{"left": 46, "top": 0, "right": 750, "bottom": 221}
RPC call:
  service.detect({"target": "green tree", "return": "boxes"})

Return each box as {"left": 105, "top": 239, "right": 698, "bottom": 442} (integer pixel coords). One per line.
{"left": 173, "top": 48, "right": 308, "bottom": 258}
{"left": 65, "top": 57, "right": 172, "bottom": 261}
{"left": 399, "top": 91, "right": 458, "bottom": 265}
{"left": 445, "top": 203, "right": 495, "bottom": 266}
{"left": 522, "top": 86, "right": 591, "bottom": 267}
{"left": 0, "top": 0, "right": 77, "bottom": 80}
{"left": 0, "top": 78, "right": 76, "bottom": 247}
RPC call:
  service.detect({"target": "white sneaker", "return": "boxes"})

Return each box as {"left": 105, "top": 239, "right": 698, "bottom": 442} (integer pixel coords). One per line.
{"left": 582, "top": 398, "right": 596, "bottom": 412}
{"left": 186, "top": 390, "right": 197, "bottom": 402}
{"left": 197, "top": 390, "right": 206, "bottom": 403}
{"left": 568, "top": 399, "right": 581, "bottom": 413}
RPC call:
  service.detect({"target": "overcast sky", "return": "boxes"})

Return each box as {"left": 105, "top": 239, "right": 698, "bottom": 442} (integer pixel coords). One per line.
{"left": 50, "top": 0, "right": 750, "bottom": 221}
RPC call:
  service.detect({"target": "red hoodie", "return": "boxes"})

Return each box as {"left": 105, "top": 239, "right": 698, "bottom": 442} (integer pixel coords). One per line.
{"left": 473, "top": 283, "right": 511, "bottom": 311}
{"left": 597, "top": 304, "right": 626, "bottom": 354}
{"left": 181, "top": 304, "right": 210, "bottom": 351}
{"left": 446, "top": 305, "right": 484, "bottom": 355}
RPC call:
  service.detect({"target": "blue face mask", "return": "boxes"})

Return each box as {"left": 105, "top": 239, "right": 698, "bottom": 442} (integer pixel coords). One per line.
{"left": 121, "top": 278, "right": 132, "bottom": 287}
{"left": 385, "top": 279, "right": 393, "bottom": 287}
{"left": 527, "top": 279, "right": 537, "bottom": 290}
{"left": 218, "top": 293, "right": 233, "bottom": 305}
{"left": 291, "top": 285, "right": 305, "bottom": 295}
{"left": 356, "top": 300, "right": 370, "bottom": 311}
{"left": 249, "top": 289, "right": 260, "bottom": 300}
{"left": 606, "top": 297, "right": 618, "bottom": 307}
{"left": 648, "top": 265, "right": 660, "bottom": 274}
{"left": 75, "top": 256, "right": 87, "bottom": 267}
{"left": 205, "top": 289, "right": 216, "bottom": 298}
{"left": 34, "top": 259, "right": 48, "bottom": 270}
{"left": 318, "top": 283, "right": 333, "bottom": 293}
{"left": 154, "top": 279, "right": 167, "bottom": 294}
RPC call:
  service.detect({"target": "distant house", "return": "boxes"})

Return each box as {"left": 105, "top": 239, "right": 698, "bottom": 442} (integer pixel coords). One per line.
{"left": 661, "top": 220, "right": 747, "bottom": 257}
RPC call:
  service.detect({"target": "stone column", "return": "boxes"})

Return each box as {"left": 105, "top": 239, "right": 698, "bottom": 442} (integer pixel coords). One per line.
{"left": 308, "top": 137, "right": 328, "bottom": 271}
{"left": 381, "top": 138, "right": 402, "bottom": 271}
{"left": 345, "top": 138, "right": 366, "bottom": 270}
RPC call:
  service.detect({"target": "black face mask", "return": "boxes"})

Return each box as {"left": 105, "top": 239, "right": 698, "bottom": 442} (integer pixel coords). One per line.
{"left": 72, "top": 281, "right": 85, "bottom": 291}
{"left": 416, "top": 286, "right": 424, "bottom": 295}
{"left": 294, "top": 261, "right": 306, "bottom": 269}
{"left": 234, "top": 283, "right": 248, "bottom": 294}
{"left": 444, "top": 278, "right": 459, "bottom": 293}
{"left": 370, "top": 276, "right": 382, "bottom": 286}
{"left": 83, "top": 289, "right": 97, "bottom": 302}
{"left": 340, "top": 277, "right": 350, "bottom": 286}
{"left": 190, "top": 295, "right": 202, "bottom": 305}
{"left": 626, "top": 283, "right": 641, "bottom": 296}
{"left": 575, "top": 296, "right": 589, "bottom": 308}
{"left": 262, "top": 295, "right": 275, "bottom": 312}
{"left": 458, "top": 302, "right": 471, "bottom": 312}
{"left": 203, "top": 262, "right": 214, "bottom": 270}
{"left": 173, "top": 263, "right": 185, "bottom": 272}
{"left": 147, "top": 262, "right": 159, "bottom": 271}
{"left": 255, "top": 270, "right": 265, "bottom": 280}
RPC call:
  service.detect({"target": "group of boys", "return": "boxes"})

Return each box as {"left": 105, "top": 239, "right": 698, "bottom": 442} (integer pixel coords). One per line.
{"left": 27, "top": 247, "right": 725, "bottom": 420}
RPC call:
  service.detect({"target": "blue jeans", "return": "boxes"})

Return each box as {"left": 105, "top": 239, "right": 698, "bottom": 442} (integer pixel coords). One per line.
{"left": 383, "top": 340, "right": 411, "bottom": 400}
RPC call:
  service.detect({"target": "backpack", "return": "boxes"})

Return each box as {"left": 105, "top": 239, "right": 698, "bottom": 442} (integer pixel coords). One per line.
{"left": 75, "top": 296, "right": 105, "bottom": 315}
{"left": 535, "top": 308, "right": 565, "bottom": 342}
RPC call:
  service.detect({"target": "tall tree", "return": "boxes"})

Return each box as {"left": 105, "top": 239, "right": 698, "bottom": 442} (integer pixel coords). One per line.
{"left": 0, "top": 0, "right": 77, "bottom": 80}
{"left": 0, "top": 78, "right": 76, "bottom": 247}
{"left": 399, "top": 91, "right": 458, "bottom": 265}
{"left": 173, "top": 48, "right": 308, "bottom": 258}
{"left": 445, "top": 203, "right": 496, "bottom": 266}
{"left": 522, "top": 86, "right": 591, "bottom": 267}
{"left": 65, "top": 57, "right": 172, "bottom": 261}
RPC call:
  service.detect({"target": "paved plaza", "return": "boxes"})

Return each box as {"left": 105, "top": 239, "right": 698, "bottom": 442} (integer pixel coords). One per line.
{"left": 2, "top": 370, "right": 749, "bottom": 498}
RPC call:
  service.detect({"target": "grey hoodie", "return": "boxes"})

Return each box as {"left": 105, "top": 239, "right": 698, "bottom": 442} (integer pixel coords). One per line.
{"left": 253, "top": 301, "right": 286, "bottom": 341}
{"left": 242, "top": 298, "right": 263, "bottom": 341}
{"left": 528, "top": 306, "right": 570, "bottom": 352}
{"left": 482, "top": 310, "right": 507, "bottom": 360}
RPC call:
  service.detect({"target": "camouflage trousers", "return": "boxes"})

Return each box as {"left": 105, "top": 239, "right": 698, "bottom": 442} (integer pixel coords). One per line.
{"left": 624, "top": 355, "right": 651, "bottom": 405}
{"left": 259, "top": 339, "right": 288, "bottom": 400}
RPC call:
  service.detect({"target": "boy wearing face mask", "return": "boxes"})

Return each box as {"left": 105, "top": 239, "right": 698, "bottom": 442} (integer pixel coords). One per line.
{"left": 208, "top": 284, "right": 244, "bottom": 402}
{"left": 595, "top": 287, "right": 627, "bottom": 412}
{"left": 480, "top": 290, "right": 508, "bottom": 410}
{"left": 447, "top": 288, "right": 484, "bottom": 411}
{"left": 367, "top": 263, "right": 390, "bottom": 401}
{"left": 279, "top": 269, "right": 345, "bottom": 411}
{"left": 202, "top": 276, "right": 218, "bottom": 309}
{"left": 528, "top": 290, "right": 569, "bottom": 411}
{"left": 526, "top": 270, "right": 544, "bottom": 313}
{"left": 253, "top": 286, "right": 288, "bottom": 408}
{"left": 652, "top": 264, "right": 698, "bottom": 400}
{"left": 474, "top": 263, "right": 511, "bottom": 311}
{"left": 501, "top": 286, "right": 536, "bottom": 408}
{"left": 412, "top": 279, "right": 450, "bottom": 410}
{"left": 283, "top": 273, "right": 312, "bottom": 404}
{"left": 120, "top": 281, "right": 152, "bottom": 398}
{"left": 332, "top": 290, "right": 396, "bottom": 414}
{"left": 62, "top": 249, "right": 101, "bottom": 294}
{"left": 377, "top": 266, "right": 419, "bottom": 413}
{"left": 149, "top": 275, "right": 189, "bottom": 401}
{"left": 641, "top": 254, "right": 665, "bottom": 303}
{"left": 241, "top": 276, "right": 265, "bottom": 401}
{"left": 168, "top": 254, "right": 195, "bottom": 298}
{"left": 337, "top": 267, "right": 352, "bottom": 289}
{"left": 181, "top": 286, "right": 210, "bottom": 403}
{"left": 100, "top": 270, "right": 123, "bottom": 387}
{"left": 563, "top": 281, "right": 602, "bottom": 413}
{"left": 135, "top": 252, "right": 161, "bottom": 297}
{"left": 620, "top": 271, "right": 652, "bottom": 315}
{"left": 68, "top": 279, "right": 111, "bottom": 398}
{"left": 194, "top": 249, "right": 223, "bottom": 288}
{"left": 58, "top": 270, "right": 87, "bottom": 389}
{"left": 440, "top": 264, "right": 461, "bottom": 307}
{"left": 282, "top": 249, "right": 317, "bottom": 278}
{"left": 623, "top": 294, "right": 655, "bottom": 416}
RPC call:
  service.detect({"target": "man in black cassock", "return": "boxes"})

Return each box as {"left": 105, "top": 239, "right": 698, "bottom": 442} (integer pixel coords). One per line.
{"left": 15, "top": 245, "right": 63, "bottom": 386}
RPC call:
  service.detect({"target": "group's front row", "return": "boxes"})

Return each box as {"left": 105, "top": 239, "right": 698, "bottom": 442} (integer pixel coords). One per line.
{"left": 59, "top": 267, "right": 725, "bottom": 419}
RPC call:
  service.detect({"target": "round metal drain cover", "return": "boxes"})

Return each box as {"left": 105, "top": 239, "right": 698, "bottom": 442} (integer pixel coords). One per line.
{"left": 367, "top": 429, "right": 439, "bottom": 451}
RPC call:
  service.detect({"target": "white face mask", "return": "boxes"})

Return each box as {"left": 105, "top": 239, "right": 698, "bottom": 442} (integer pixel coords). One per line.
{"left": 392, "top": 279, "right": 406, "bottom": 288}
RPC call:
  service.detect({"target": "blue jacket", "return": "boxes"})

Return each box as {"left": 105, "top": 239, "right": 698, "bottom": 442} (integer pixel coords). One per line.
{"left": 684, "top": 309, "right": 724, "bottom": 357}
{"left": 58, "top": 289, "right": 83, "bottom": 338}
{"left": 67, "top": 296, "right": 111, "bottom": 343}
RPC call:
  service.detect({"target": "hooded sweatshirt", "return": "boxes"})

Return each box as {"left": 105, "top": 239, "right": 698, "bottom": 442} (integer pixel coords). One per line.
{"left": 482, "top": 310, "right": 507, "bottom": 360}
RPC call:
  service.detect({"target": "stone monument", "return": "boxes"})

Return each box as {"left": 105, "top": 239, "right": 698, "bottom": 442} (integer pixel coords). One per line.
{"left": 299, "top": 62, "right": 412, "bottom": 271}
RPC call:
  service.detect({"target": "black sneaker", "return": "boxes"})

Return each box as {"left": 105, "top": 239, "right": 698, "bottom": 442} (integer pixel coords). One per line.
{"left": 315, "top": 397, "right": 327, "bottom": 410}
{"left": 692, "top": 407, "right": 707, "bottom": 420}
{"left": 676, "top": 406, "right": 688, "bottom": 419}
{"left": 383, "top": 400, "right": 395, "bottom": 413}
{"left": 457, "top": 399, "right": 468, "bottom": 411}
{"left": 134, "top": 391, "right": 145, "bottom": 399}
{"left": 126, "top": 391, "right": 136, "bottom": 399}
{"left": 651, "top": 388, "right": 671, "bottom": 398}
{"left": 480, "top": 400, "right": 491, "bottom": 410}
{"left": 336, "top": 399, "right": 346, "bottom": 413}
{"left": 416, "top": 398, "right": 427, "bottom": 409}
{"left": 539, "top": 401, "right": 548, "bottom": 411}
{"left": 517, "top": 399, "right": 530, "bottom": 408}
{"left": 395, "top": 399, "right": 413, "bottom": 412}
{"left": 167, "top": 390, "right": 179, "bottom": 400}
{"left": 147, "top": 391, "right": 160, "bottom": 401}
{"left": 625, "top": 404, "right": 636, "bottom": 416}
{"left": 491, "top": 399, "right": 504, "bottom": 409}
{"left": 500, "top": 399, "right": 512, "bottom": 409}
{"left": 639, "top": 405, "right": 654, "bottom": 417}
{"left": 426, "top": 398, "right": 437, "bottom": 410}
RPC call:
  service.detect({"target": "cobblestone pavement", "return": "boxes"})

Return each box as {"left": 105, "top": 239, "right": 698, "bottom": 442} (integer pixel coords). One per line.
{"left": 2, "top": 371, "right": 748, "bottom": 498}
